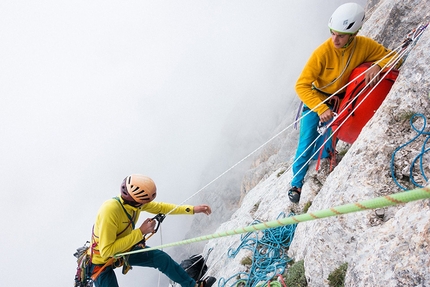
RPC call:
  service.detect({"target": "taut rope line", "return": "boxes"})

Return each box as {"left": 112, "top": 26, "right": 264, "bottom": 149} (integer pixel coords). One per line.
{"left": 167, "top": 39, "right": 402, "bottom": 216}
{"left": 114, "top": 186, "right": 430, "bottom": 258}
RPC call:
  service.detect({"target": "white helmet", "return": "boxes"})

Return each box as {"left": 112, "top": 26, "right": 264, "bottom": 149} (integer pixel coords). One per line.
{"left": 328, "top": 3, "right": 365, "bottom": 34}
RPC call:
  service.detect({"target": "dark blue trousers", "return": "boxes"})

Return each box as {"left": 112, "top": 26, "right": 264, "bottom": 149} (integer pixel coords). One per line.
{"left": 92, "top": 247, "right": 195, "bottom": 287}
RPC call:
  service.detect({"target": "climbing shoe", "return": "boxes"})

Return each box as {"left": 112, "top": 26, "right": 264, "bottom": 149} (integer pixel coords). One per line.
{"left": 196, "top": 276, "right": 216, "bottom": 287}
{"left": 288, "top": 186, "right": 301, "bottom": 203}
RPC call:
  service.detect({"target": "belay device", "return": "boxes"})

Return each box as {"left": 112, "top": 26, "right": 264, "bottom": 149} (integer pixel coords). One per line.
{"left": 121, "top": 213, "right": 166, "bottom": 275}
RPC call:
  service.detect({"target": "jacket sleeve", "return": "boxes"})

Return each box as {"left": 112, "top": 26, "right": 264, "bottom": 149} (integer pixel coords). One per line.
{"left": 361, "top": 37, "right": 399, "bottom": 70}
{"left": 142, "top": 201, "right": 195, "bottom": 215}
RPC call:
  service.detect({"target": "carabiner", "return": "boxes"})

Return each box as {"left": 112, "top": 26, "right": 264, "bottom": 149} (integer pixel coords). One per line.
{"left": 152, "top": 213, "right": 166, "bottom": 233}
{"left": 317, "top": 113, "right": 337, "bottom": 135}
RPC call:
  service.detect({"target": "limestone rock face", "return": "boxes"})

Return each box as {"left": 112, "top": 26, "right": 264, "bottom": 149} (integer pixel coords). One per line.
{"left": 194, "top": 0, "right": 430, "bottom": 286}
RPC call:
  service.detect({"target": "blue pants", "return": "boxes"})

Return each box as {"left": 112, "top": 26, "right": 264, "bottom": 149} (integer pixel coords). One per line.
{"left": 91, "top": 247, "right": 195, "bottom": 287}
{"left": 291, "top": 106, "right": 334, "bottom": 188}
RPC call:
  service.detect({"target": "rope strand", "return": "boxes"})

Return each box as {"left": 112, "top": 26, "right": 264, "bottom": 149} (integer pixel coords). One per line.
{"left": 114, "top": 186, "right": 430, "bottom": 258}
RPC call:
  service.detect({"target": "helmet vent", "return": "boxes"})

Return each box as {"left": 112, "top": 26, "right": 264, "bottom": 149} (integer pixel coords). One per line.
{"left": 134, "top": 189, "right": 147, "bottom": 196}
{"left": 327, "top": 3, "right": 365, "bottom": 34}
{"left": 346, "top": 22, "right": 355, "bottom": 30}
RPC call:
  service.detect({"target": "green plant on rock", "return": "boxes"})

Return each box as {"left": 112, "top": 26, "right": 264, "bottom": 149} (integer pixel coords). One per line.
{"left": 327, "top": 262, "right": 348, "bottom": 287}
{"left": 277, "top": 169, "right": 286, "bottom": 177}
{"left": 252, "top": 202, "right": 260, "bottom": 213}
{"left": 285, "top": 259, "right": 307, "bottom": 287}
{"left": 303, "top": 201, "right": 312, "bottom": 213}
{"left": 399, "top": 110, "right": 415, "bottom": 122}
{"left": 337, "top": 148, "right": 349, "bottom": 157}
{"left": 240, "top": 256, "right": 252, "bottom": 266}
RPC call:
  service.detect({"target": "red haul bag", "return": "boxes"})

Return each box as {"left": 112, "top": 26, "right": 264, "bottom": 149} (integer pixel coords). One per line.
{"left": 331, "top": 62, "right": 399, "bottom": 144}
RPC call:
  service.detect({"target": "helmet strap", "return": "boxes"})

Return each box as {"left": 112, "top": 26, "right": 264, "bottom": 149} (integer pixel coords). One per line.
{"left": 342, "top": 34, "right": 356, "bottom": 48}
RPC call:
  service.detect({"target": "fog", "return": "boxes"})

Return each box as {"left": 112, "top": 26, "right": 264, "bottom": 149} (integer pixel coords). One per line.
{"left": 0, "top": 1, "right": 365, "bottom": 286}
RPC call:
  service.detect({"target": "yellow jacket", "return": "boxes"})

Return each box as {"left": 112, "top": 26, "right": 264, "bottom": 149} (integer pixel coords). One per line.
{"left": 295, "top": 36, "right": 397, "bottom": 115}
{"left": 91, "top": 196, "right": 194, "bottom": 264}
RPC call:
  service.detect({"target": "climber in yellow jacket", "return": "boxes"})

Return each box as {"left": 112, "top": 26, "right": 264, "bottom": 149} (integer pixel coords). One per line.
{"left": 289, "top": 3, "right": 398, "bottom": 203}
{"left": 90, "top": 174, "right": 215, "bottom": 287}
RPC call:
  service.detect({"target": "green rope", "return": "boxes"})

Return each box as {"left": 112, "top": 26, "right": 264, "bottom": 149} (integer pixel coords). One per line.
{"left": 114, "top": 186, "right": 430, "bottom": 258}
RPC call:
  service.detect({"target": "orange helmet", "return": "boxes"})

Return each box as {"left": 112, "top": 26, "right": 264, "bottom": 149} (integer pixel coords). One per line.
{"left": 120, "top": 174, "right": 157, "bottom": 205}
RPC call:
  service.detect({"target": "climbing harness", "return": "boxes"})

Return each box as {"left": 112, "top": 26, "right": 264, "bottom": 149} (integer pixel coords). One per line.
{"left": 391, "top": 113, "right": 430, "bottom": 190}
{"left": 75, "top": 197, "right": 167, "bottom": 283}
{"left": 73, "top": 241, "right": 94, "bottom": 287}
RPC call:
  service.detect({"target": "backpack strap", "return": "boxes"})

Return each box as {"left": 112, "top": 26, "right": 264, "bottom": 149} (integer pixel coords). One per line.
{"left": 113, "top": 197, "right": 136, "bottom": 231}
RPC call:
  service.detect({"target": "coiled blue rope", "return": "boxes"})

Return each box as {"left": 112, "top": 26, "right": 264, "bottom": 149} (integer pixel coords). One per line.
{"left": 391, "top": 113, "right": 430, "bottom": 190}
{"left": 218, "top": 212, "right": 297, "bottom": 287}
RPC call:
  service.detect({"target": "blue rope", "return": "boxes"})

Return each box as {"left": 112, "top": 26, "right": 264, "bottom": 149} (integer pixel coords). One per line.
{"left": 219, "top": 212, "right": 297, "bottom": 287}
{"left": 390, "top": 113, "right": 430, "bottom": 190}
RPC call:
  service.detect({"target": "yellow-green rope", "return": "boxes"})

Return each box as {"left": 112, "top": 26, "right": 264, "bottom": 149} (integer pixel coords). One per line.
{"left": 114, "top": 186, "right": 430, "bottom": 258}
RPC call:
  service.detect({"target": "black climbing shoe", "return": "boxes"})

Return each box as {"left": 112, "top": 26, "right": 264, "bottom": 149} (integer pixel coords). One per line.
{"left": 197, "top": 277, "right": 216, "bottom": 287}
{"left": 288, "top": 186, "right": 301, "bottom": 203}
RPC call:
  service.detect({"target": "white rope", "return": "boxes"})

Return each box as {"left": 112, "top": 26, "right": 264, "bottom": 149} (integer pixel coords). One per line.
{"left": 149, "top": 24, "right": 428, "bottom": 283}
{"left": 168, "top": 40, "right": 397, "bottom": 214}
{"left": 161, "top": 23, "right": 428, "bottom": 216}
{"left": 164, "top": 119, "right": 298, "bottom": 215}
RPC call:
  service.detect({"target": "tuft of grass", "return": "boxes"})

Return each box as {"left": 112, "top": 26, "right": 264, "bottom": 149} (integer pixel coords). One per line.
{"left": 337, "top": 148, "right": 349, "bottom": 157}
{"left": 285, "top": 260, "right": 307, "bottom": 287}
{"left": 303, "top": 201, "right": 312, "bottom": 213}
{"left": 399, "top": 111, "right": 416, "bottom": 122}
{"left": 240, "top": 256, "right": 252, "bottom": 266}
{"left": 327, "top": 262, "right": 348, "bottom": 287}
{"left": 277, "top": 169, "right": 286, "bottom": 177}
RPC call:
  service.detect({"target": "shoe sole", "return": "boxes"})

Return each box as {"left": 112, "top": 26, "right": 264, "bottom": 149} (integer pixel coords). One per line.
{"left": 204, "top": 277, "right": 216, "bottom": 287}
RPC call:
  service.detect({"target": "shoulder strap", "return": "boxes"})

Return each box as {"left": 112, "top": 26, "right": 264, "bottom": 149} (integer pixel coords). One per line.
{"left": 113, "top": 197, "right": 136, "bottom": 230}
